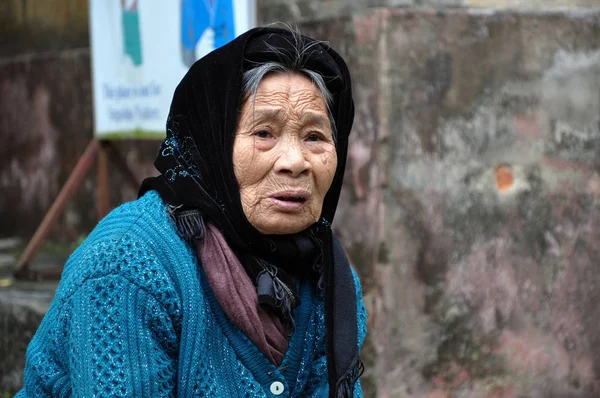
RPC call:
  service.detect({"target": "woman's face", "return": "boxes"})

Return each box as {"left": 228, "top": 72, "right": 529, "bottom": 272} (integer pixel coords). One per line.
{"left": 233, "top": 72, "right": 338, "bottom": 235}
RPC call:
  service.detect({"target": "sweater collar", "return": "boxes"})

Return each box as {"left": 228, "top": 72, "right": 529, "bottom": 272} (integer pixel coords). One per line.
{"left": 199, "top": 261, "right": 317, "bottom": 394}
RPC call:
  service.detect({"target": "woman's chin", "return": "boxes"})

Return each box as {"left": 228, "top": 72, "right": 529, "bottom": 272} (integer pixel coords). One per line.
{"left": 252, "top": 214, "right": 316, "bottom": 235}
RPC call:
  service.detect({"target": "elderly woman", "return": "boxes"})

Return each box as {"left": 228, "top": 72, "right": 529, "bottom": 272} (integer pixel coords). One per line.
{"left": 18, "top": 27, "right": 366, "bottom": 397}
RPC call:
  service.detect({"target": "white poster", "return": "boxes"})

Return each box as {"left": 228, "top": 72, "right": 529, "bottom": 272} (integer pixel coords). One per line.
{"left": 90, "top": 0, "right": 256, "bottom": 139}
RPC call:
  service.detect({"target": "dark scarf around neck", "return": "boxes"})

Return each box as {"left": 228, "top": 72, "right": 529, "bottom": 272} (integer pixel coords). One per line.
{"left": 139, "top": 27, "right": 362, "bottom": 397}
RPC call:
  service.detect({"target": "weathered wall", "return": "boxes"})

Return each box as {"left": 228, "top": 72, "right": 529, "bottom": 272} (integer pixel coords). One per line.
{"left": 292, "top": 7, "right": 600, "bottom": 398}
{"left": 0, "top": 0, "right": 159, "bottom": 241}
{"left": 259, "top": 0, "right": 600, "bottom": 23}
{"left": 0, "top": 0, "right": 89, "bottom": 57}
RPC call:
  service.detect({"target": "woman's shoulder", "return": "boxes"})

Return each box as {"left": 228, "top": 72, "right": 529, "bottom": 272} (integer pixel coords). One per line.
{"left": 74, "top": 190, "right": 180, "bottom": 262}
{"left": 98, "top": 190, "right": 172, "bottom": 236}
{"left": 55, "top": 191, "right": 196, "bottom": 304}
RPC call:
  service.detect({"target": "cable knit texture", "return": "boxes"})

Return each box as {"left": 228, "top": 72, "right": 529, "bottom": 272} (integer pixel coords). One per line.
{"left": 17, "top": 191, "right": 367, "bottom": 397}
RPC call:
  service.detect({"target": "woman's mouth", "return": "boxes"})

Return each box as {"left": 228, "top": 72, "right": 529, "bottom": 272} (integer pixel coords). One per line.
{"left": 269, "top": 191, "right": 309, "bottom": 211}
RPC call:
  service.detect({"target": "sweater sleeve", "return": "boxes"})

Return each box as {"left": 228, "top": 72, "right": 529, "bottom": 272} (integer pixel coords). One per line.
{"left": 303, "top": 268, "right": 368, "bottom": 398}
{"left": 18, "top": 274, "right": 178, "bottom": 398}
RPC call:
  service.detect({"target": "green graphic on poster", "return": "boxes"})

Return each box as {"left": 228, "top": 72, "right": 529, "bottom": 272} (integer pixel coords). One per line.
{"left": 121, "top": 0, "right": 142, "bottom": 66}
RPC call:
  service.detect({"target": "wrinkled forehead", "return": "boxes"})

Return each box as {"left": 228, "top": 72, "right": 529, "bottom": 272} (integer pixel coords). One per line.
{"left": 248, "top": 73, "right": 328, "bottom": 110}
{"left": 238, "top": 73, "right": 332, "bottom": 135}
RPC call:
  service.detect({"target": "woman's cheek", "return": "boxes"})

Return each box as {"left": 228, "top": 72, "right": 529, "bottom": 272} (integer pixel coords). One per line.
{"left": 234, "top": 141, "right": 259, "bottom": 181}
{"left": 254, "top": 135, "right": 277, "bottom": 151}
{"left": 322, "top": 149, "right": 338, "bottom": 180}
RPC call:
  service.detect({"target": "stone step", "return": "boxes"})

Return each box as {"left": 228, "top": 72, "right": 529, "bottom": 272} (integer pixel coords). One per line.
{"left": 0, "top": 253, "right": 16, "bottom": 276}
{"left": 0, "top": 285, "right": 56, "bottom": 393}
{"left": 0, "top": 237, "right": 22, "bottom": 252}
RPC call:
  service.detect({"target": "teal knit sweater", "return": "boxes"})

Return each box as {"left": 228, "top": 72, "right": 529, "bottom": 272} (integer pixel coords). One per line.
{"left": 17, "top": 191, "right": 367, "bottom": 397}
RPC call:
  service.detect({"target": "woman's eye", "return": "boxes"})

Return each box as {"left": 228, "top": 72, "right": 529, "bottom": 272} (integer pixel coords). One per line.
{"left": 307, "top": 133, "right": 323, "bottom": 142}
{"left": 255, "top": 130, "right": 271, "bottom": 138}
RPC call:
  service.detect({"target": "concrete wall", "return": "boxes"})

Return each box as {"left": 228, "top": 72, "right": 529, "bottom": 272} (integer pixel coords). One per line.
{"left": 259, "top": 0, "right": 600, "bottom": 23}
{"left": 0, "top": 0, "right": 158, "bottom": 241}
{"left": 0, "top": 0, "right": 89, "bottom": 57}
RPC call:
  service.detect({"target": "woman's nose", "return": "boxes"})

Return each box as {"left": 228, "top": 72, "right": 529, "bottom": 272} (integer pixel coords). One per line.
{"left": 274, "top": 141, "right": 311, "bottom": 177}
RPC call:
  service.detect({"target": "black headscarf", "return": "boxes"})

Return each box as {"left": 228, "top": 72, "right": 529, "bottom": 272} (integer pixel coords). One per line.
{"left": 140, "top": 26, "right": 362, "bottom": 397}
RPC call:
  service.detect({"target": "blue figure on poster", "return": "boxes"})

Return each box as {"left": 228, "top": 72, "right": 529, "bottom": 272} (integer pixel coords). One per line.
{"left": 181, "top": 0, "right": 236, "bottom": 67}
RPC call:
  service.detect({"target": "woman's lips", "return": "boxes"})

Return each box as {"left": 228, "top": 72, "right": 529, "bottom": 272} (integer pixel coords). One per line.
{"left": 269, "top": 191, "right": 309, "bottom": 211}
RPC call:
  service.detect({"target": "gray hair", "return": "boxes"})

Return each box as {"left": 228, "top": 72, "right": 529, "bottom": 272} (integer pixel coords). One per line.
{"left": 241, "top": 31, "right": 337, "bottom": 142}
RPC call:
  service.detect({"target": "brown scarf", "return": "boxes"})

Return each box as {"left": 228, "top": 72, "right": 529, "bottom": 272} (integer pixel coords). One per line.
{"left": 195, "top": 224, "right": 289, "bottom": 365}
